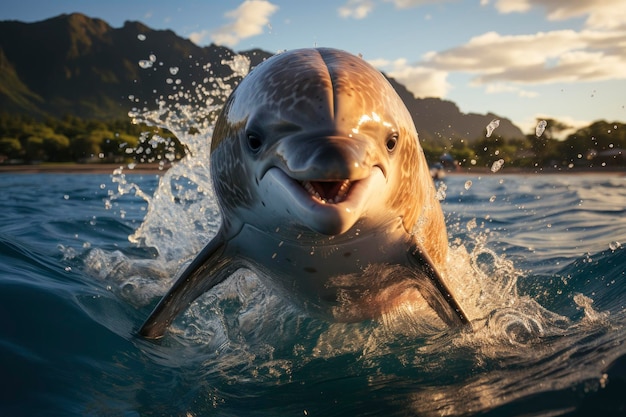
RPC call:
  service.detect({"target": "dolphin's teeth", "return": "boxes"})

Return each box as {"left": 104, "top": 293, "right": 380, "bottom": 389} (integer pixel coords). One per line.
{"left": 302, "top": 181, "right": 320, "bottom": 200}
{"left": 338, "top": 180, "right": 350, "bottom": 198}
{"left": 301, "top": 180, "right": 352, "bottom": 204}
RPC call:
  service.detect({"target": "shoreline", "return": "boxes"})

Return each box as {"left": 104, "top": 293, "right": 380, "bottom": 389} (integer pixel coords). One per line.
{"left": 0, "top": 162, "right": 624, "bottom": 176}
{"left": 0, "top": 163, "right": 170, "bottom": 174}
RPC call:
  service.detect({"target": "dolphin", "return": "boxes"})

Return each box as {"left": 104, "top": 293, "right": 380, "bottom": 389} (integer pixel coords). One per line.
{"left": 139, "top": 47, "right": 469, "bottom": 339}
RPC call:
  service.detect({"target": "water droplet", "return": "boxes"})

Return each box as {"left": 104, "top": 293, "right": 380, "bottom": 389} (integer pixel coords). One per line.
{"left": 137, "top": 34, "right": 146, "bottom": 41}
{"left": 491, "top": 159, "right": 505, "bottom": 173}
{"left": 535, "top": 120, "right": 547, "bottom": 137}
{"left": 600, "top": 373, "right": 609, "bottom": 389}
{"left": 63, "top": 194, "right": 70, "bottom": 200}
{"left": 489, "top": 195, "right": 497, "bottom": 203}
{"left": 169, "top": 66, "right": 179, "bottom": 75}
{"left": 464, "top": 180, "right": 473, "bottom": 190}
{"left": 221, "top": 55, "right": 250, "bottom": 77}
{"left": 609, "top": 241, "right": 621, "bottom": 251}
{"left": 435, "top": 182, "right": 447, "bottom": 201}
{"left": 485, "top": 119, "right": 500, "bottom": 138}
{"left": 139, "top": 60, "right": 153, "bottom": 69}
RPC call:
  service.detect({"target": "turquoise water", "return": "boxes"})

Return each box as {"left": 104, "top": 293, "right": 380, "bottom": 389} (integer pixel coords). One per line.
{"left": 1, "top": 169, "right": 625, "bottom": 416}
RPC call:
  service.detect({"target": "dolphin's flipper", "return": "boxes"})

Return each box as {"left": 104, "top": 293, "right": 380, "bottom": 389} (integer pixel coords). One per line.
{"left": 407, "top": 244, "right": 470, "bottom": 328}
{"left": 139, "top": 232, "right": 240, "bottom": 339}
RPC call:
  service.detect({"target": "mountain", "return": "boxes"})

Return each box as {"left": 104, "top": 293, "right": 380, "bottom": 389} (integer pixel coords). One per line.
{"left": 386, "top": 78, "right": 523, "bottom": 145}
{"left": 0, "top": 13, "right": 524, "bottom": 143}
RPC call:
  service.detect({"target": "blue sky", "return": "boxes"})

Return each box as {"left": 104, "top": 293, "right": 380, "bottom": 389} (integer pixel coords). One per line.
{"left": 2, "top": 0, "right": 626, "bottom": 137}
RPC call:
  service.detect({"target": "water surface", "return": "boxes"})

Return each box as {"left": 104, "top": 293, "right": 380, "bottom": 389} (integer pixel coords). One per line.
{"left": 1, "top": 170, "right": 625, "bottom": 416}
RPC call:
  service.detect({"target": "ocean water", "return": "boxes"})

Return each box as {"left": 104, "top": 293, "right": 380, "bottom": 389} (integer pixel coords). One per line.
{"left": 2, "top": 53, "right": 626, "bottom": 416}
{"left": 1, "top": 168, "right": 625, "bottom": 417}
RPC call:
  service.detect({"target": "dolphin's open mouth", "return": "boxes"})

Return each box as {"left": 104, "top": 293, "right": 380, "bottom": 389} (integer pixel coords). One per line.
{"left": 300, "top": 180, "right": 354, "bottom": 204}
{"left": 259, "top": 167, "right": 387, "bottom": 235}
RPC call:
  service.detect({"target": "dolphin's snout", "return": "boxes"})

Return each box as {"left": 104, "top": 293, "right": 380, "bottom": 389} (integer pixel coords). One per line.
{"left": 279, "top": 135, "right": 375, "bottom": 181}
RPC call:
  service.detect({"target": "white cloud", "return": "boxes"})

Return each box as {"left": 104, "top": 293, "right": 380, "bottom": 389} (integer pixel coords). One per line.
{"left": 370, "top": 26, "right": 626, "bottom": 101}
{"left": 423, "top": 29, "right": 626, "bottom": 85}
{"left": 492, "top": 0, "right": 626, "bottom": 30}
{"left": 338, "top": 0, "right": 457, "bottom": 19}
{"left": 338, "top": 0, "right": 375, "bottom": 19}
{"left": 485, "top": 83, "right": 539, "bottom": 98}
{"left": 370, "top": 58, "right": 452, "bottom": 98}
{"left": 385, "top": 0, "right": 459, "bottom": 8}
{"left": 191, "top": 0, "right": 278, "bottom": 47}
{"left": 346, "top": 0, "right": 626, "bottom": 108}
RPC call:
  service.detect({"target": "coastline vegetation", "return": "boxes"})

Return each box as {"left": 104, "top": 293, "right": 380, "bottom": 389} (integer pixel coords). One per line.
{"left": 0, "top": 113, "right": 184, "bottom": 165}
{"left": 422, "top": 118, "right": 626, "bottom": 170}
{"left": 0, "top": 112, "right": 624, "bottom": 170}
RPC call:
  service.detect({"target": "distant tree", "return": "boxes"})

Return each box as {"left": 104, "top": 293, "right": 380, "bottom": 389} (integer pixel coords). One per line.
{"left": 24, "top": 136, "right": 45, "bottom": 161}
{"left": 42, "top": 133, "right": 71, "bottom": 161}
{"left": 525, "top": 134, "right": 560, "bottom": 166}
{"left": 537, "top": 118, "right": 571, "bottom": 140}
{"left": 560, "top": 121, "right": 626, "bottom": 166}
{"left": 71, "top": 134, "right": 102, "bottom": 160}
{"left": 447, "top": 145, "right": 474, "bottom": 168}
{"left": 0, "top": 137, "right": 23, "bottom": 159}
{"left": 100, "top": 132, "right": 138, "bottom": 159}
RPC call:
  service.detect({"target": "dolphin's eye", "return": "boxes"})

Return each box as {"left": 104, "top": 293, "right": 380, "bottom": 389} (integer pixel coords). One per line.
{"left": 386, "top": 133, "right": 398, "bottom": 152}
{"left": 246, "top": 133, "right": 263, "bottom": 153}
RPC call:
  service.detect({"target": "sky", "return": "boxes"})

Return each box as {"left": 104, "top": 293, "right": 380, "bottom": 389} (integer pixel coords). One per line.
{"left": 2, "top": 0, "right": 626, "bottom": 137}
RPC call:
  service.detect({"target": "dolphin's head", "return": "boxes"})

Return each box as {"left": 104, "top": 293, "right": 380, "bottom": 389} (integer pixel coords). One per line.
{"left": 137, "top": 49, "right": 464, "bottom": 340}
{"left": 211, "top": 48, "right": 438, "bottom": 243}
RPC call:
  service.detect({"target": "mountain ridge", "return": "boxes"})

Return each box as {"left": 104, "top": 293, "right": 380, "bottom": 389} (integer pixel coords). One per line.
{"left": 0, "top": 13, "right": 525, "bottom": 144}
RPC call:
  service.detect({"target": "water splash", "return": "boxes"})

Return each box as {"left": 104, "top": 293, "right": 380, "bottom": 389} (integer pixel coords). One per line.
{"left": 78, "top": 52, "right": 619, "bottom": 411}
{"left": 117, "top": 54, "right": 253, "bottom": 262}
{"left": 104, "top": 52, "right": 576, "bottom": 350}
{"left": 82, "top": 54, "right": 253, "bottom": 304}
{"left": 435, "top": 181, "right": 447, "bottom": 201}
